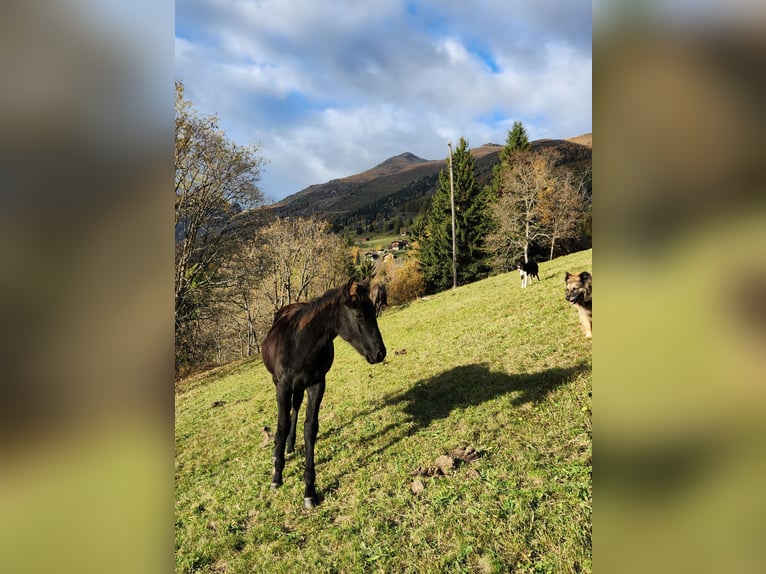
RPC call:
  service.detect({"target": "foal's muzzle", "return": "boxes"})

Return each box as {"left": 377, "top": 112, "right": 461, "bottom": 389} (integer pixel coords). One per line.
{"left": 367, "top": 347, "right": 386, "bottom": 364}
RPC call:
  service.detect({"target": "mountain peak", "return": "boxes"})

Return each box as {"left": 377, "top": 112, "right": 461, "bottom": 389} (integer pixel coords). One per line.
{"left": 346, "top": 152, "right": 430, "bottom": 182}
{"left": 373, "top": 152, "right": 428, "bottom": 169}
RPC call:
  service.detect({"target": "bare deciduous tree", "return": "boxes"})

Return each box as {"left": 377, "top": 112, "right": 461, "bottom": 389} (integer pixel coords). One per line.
{"left": 537, "top": 167, "right": 591, "bottom": 260}
{"left": 489, "top": 147, "right": 591, "bottom": 268}
{"left": 195, "top": 217, "right": 351, "bottom": 368}
{"left": 217, "top": 242, "right": 268, "bottom": 357}
{"left": 488, "top": 149, "right": 553, "bottom": 269}
{"left": 256, "top": 217, "right": 350, "bottom": 312}
{"left": 175, "top": 81, "right": 267, "bottom": 373}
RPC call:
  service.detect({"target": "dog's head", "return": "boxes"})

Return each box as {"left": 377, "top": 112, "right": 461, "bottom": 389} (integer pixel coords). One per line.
{"left": 565, "top": 271, "right": 592, "bottom": 305}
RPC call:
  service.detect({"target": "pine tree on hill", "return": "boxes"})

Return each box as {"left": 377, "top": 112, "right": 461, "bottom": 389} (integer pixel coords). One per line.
{"left": 502, "top": 121, "right": 531, "bottom": 160}
{"left": 418, "top": 137, "right": 491, "bottom": 293}
{"left": 486, "top": 120, "right": 531, "bottom": 201}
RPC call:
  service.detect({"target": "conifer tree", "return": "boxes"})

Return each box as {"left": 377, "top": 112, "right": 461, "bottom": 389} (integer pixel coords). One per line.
{"left": 502, "top": 121, "right": 531, "bottom": 160}
{"left": 418, "top": 138, "right": 491, "bottom": 293}
{"left": 486, "top": 120, "right": 531, "bottom": 201}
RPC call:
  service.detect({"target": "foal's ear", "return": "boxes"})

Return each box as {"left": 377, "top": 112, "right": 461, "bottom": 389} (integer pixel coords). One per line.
{"left": 345, "top": 277, "right": 360, "bottom": 302}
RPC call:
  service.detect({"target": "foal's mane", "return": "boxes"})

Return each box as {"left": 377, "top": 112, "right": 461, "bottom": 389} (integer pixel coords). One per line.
{"left": 270, "top": 284, "right": 343, "bottom": 330}
{"left": 272, "top": 281, "right": 371, "bottom": 329}
{"left": 300, "top": 284, "right": 345, "bottom": 320}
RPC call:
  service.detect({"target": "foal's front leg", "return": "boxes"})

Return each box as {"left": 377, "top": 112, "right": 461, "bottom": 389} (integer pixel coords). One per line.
{"left": 271, "top": 383, "right": 292, "bottom": 489}
{"left": 302, "top": 380, "right": 326, "bottom": 508}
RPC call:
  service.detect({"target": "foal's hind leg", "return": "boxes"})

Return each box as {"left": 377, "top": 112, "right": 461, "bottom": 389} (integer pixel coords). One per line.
{"left": 271, "top": 383, "right": 291, "bottom": 489}
{"left": 302, "top": 380, "right": 326, "bottom": 508}
{"left": 286, "top": 390, "right": 304, "bottom": 454}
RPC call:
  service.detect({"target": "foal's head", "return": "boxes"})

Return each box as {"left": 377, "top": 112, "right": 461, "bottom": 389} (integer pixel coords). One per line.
{"left": 337, "top": 279, "right": 386, "bottom": 364}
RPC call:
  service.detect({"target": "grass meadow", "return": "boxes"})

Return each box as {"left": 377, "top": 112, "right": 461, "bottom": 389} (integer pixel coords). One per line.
{"left": 175, "top": 249, "right": 592, "bottom": 573}
{"left": 354, "top": 231, "right": 404, "bottom": 252}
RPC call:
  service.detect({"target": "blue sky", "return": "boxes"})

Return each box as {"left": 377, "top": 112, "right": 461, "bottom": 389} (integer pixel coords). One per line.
{"left": 176, "top": 0, "right": 591, "bottom": 202}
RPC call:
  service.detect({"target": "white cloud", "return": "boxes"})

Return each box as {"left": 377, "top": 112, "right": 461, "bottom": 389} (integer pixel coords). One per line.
{"left": 175, "top": 0, "right": 592, "bottom": 200}
{"left": 220, "top": 62, "right": 303, "bottom": 98}
{"left": 438, "top": 37, "right": 470, "bottom": 65}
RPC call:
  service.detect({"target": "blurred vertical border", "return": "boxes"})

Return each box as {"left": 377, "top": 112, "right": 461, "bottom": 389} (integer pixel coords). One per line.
{"left": 0, "top": 1, "right": 174, "bottom": 573}
{"left": 596, "top": 0, "right": 766, "bottom": 572}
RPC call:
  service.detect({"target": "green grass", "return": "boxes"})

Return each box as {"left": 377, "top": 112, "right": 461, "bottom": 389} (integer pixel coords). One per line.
{"left": 176, "top": 250, "right": 592, "bottom": 573}
{"left": 354, "top": 231, "right": 403, "bottom": 252}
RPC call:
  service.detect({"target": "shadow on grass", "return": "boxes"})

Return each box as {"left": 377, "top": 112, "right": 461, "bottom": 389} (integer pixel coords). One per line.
{"left": 322, "top": 361, "right": 590, "bottom": 465}
{"left": 314, "top": 361, "right": 589, "bottom": 503}
{"left": 385, "top": 361, "right": 589, "bottom": 429}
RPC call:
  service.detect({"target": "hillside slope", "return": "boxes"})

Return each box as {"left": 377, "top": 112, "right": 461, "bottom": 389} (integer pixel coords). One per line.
{"left": 175, "top": 249, "right": 593, "bottom": 573}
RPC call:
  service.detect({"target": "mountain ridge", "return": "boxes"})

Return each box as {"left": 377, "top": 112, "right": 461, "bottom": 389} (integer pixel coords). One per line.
{"left": 267, "top": 134, "right": 592, "bottom": 229}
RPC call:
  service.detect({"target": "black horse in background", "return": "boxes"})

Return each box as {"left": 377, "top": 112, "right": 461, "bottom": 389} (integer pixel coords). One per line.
{"left": 261, "top": 279, "right": 386, "bottom": 508}
{"left": 371, "top": 282, "right": 388, "bottom": 317}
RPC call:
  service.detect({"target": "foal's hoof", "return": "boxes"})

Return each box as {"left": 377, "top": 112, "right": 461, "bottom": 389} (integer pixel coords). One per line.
{"left": 304, "top": 497, "right": 317, "bottom": 509}
{"left": 270, "top": 482, "right": 281, "bottom": 490}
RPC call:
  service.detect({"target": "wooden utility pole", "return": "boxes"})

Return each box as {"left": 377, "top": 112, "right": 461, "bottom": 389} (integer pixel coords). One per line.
{"left": 448, "top": 141, "right": 457, "bottom": 289}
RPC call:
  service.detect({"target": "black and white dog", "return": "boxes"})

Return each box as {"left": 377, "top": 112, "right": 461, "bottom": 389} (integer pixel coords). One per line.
{"left": 516, "top": 259, "right": 539, "bottom": 288}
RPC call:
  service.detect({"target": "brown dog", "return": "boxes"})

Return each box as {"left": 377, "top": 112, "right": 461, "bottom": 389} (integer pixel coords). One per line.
{"left": 565, "top": 271, "right": 592, "bottom": 338}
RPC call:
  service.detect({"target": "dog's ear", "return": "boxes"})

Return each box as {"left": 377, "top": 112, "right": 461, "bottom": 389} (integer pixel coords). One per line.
{"left": 565, "top": 272, "right": 571, "bottom": 281}
{"left": 580, "top": 271, "right": 591, "bottom": 282}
